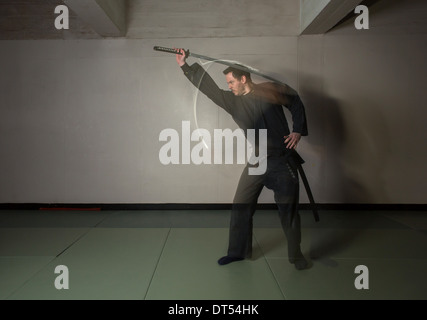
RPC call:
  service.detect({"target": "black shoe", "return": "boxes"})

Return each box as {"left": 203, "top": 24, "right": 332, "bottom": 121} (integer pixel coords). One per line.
{"left": 218, "top": 256, "right": 244, "bottom": 265}
{"left": 289, "top": 251, "right": 308, "bottom": 270}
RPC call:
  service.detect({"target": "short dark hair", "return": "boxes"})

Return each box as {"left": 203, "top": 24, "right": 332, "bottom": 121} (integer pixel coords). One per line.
{"left": 223, "top": 66, "right": 252, "bottom": 82}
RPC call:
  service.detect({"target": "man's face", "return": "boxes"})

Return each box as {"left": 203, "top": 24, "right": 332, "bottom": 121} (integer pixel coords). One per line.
{"left": 225, "top": 73, "right": 246, "bottom": 96}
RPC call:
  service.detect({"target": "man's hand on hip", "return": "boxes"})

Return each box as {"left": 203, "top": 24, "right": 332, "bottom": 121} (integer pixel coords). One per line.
{"left": 284, "top": 132, "right": 301, "bottom": 149}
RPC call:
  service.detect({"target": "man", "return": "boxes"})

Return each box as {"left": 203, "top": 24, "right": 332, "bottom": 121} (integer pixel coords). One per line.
{"left": 175, "top": 48, "right": 309, "bottom": 270}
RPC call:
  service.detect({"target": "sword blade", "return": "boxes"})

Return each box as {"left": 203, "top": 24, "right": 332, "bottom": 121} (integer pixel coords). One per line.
{"left": 153, "top": 46, "right": 285, "bottom": 85}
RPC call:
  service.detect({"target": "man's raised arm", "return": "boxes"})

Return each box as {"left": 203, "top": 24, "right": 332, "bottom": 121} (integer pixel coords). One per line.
{"left": 174, "top": 48, "right": 234, "bottom": 113}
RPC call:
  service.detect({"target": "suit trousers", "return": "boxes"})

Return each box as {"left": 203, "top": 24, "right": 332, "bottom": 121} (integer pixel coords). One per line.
{"left": 227, "top": 155, "right": 302, "bottom": 260}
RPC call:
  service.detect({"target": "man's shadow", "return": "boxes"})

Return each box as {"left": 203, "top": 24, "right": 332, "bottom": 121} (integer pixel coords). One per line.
{"left": 254, "top": 73, "right": 391, "bottom": 267}
{"left": 304, "top": 75, "right": 391, "bottom": 266}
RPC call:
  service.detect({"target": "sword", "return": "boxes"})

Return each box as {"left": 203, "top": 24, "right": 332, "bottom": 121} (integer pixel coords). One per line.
{"left": 296, "top": 162, "right": 320, "bottom": 222}
{"left": 153, "top": 46, "right": 286, "bottom": 85}
{"left": 287, "top": 150, "right": 320, "bottom": 222}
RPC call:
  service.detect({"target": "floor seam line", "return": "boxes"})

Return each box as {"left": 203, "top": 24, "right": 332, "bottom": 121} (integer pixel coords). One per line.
{"left": 92, "top": 211, "right": 117, "bottom": 228}
{"left": 143, "top": 227, "right": 171, "bottom": 300}
{"left": 4, "top": 255, "right": 57, "bottom": 300}
{"left": 22, "top": 212, "right": 112, "bottom": 259}
{"left": 55, "top": 228, "right": 92, "bottom": 258}
{"left": 253, "top": 233, "right": 287, "bottom": 300}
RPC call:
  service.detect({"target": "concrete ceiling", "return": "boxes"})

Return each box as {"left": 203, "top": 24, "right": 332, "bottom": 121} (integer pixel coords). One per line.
{"left": 0, "top": 0, "right": 101, "bottom": 39}
{"left": 0, "top": 0, "right": 380, "bottom": 40}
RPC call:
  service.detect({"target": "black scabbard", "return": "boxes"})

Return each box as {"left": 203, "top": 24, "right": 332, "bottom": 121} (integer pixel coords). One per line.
{"left": 296, "top": 162, "right": 319, "bottom": 222}
{"left": 287, "top": 150, "right": 319, "bottom": 222}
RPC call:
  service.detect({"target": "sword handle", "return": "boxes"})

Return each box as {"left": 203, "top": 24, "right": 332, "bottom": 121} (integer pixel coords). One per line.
{"left": 153, "top": 46, "right": 189, "bottom": 58}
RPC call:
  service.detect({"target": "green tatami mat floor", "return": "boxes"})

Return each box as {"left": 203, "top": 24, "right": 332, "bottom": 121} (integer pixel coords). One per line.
{"left": 1, "top": 209, "right": 426, "bottom": 300}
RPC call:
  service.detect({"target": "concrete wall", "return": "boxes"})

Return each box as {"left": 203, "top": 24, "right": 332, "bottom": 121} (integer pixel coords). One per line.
{"left": 0, "top": 0, "right": 426, "bottom": 204}
{"left": 0, "top": 37, "right": 298, "bottom": 204}
{"left": 298, "top": 0, "right": 427, "bottom": 204}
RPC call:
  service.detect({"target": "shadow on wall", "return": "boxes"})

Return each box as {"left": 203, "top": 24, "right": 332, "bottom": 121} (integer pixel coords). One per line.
{"left": 298, "top": 77, "right": 393, "bottom": 266}
{"left": 339, "top": 94, "right": 392, "bottom": 204}
{"left": 299, "top": 75, "right": 392, "bottom": 204}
